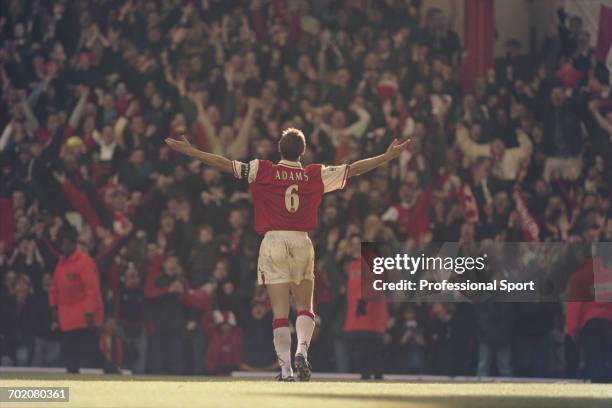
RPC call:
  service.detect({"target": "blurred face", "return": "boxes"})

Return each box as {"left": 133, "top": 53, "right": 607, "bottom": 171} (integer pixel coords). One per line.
{"left": 470, "top": 123, "right": 483, "bottom": 141}
{"left": 219, "top": 126, "right": 234, "bottom": 146}
{"left": 83, "top": 116, "right": 95, "bottom": 133}
{"left": 496, "top": 109, "right": 508, "bottom": 125}
{"left": 144, "top": 82, "right": 156, "bottom": 98}
{"left": 349, "top": 235, "right": 362, "bottom": 257}
{"left": 103, "top": 94, "right": 115, "bottom": 110}
{"left": 432, "top": 77, "right": 443, "bottom": 92}
{"left": 4, "top": 270, "right": 17, "bottom": 292}
{"left": 14, "top": 23, "right": 25, "bottom": 38}
{"left": 535, "top": 180, "right": 547, "bottom": 196}
{"left": 12, "top": 190, "right": 26, "bottom": 210}
{"left": 152, "top": 93, "right": 163, "bottom": 109}
{"left": 105, "top": 318, "right": 118, "bottom": 334}
{"left": 491, "top": 139, "right": 505, "bottom": 157}
{"left": 578, "top": 31, "right": 591, "bottom": 50}
{"left": 403, "top": 307, "right": 416, "bottom": 320}
{"left": 364, "top": 215, "right": 381, "bottom": 236}
{"left": 131, "top": 116, "right": 145, "bottom": 134}
{"left": 60, "top": 237, "right": 77, "bottom": 257}
{"left": 199, "top": 105, "right": 216, "bottom": 125}
{"left": 398, "top": 184, "right": 413, "bottom": 203}
{"left": 161, "top": 215, "right": 174, "bottom": 233}
{"left": 14, "top": 277, "right": 31, "bottom": 297}
{"left": 336, "top": 69, "right": 350, "bottom": 87}
{"left": 494, "top": 192, "right": 510, "bottom": 214}
{"left": 101, "top": 126, "right": 114, "bottom": 144}
{"left": 130, "top": 149, "right": 145, "bottom": 166}
{"left": 16, "top": 215, "right": 30, "bottom": 234}
{"left": 331, "top": 111, "right": 346, "bottom": 129}
{"left": 199, "top": 227, "right": 213, "bottom": 243}
{"left": 551, "top": 88, "right": 565, "bottom": 106}
{"left": 125, "top": 264, "right": 140, "bottom": 287}
{"left": 255, "top": 139, "right": 273, "bottom": 157}
{"left": 41, "top": 274, "right": 52, "bottom": 291}
{"left": 251, "top": 303, "right": 267, "bottom": 320}
{"left": 414, "top": 83, "right": 426, "bottom": 98}
{"left": 213, "top": 260, "right": 229, "bottom": 280}
{"left": 163, "top": 256, "right": 180, "bottom": 277}
{"left": 322, "top": 206, "right": 337, "bottom": 223}
{"left": 229, "top": 210, "right": 243, "bottom": 229}
{"left": 46, "top": 113, "right": 59, "bottom": 132}
{"left": 115, "top": 82, "right": 128, "bottom": 98}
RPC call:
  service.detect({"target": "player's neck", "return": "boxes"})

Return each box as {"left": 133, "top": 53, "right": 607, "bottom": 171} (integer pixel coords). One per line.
{"left": 278, "top": 159, "right": 302, "bottom": 168}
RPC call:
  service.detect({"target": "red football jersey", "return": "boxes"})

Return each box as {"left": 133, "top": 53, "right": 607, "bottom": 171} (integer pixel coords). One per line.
{"left": 232, "top": 159, "right": 349, "bottom": 235}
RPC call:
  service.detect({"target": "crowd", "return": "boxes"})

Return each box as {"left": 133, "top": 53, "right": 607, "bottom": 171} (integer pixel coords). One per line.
{"left": 0, "top": 0, "right": 611, "bottom": 381}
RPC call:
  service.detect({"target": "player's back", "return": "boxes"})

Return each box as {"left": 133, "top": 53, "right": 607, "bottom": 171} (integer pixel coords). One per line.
{"left": 232, "top": 159, "right": 348, "bottom": 235}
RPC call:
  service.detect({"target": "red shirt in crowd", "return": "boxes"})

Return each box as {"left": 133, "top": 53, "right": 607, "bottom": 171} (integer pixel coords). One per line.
{"left": 49, "top": 248, "right": 104, "bottom": 331}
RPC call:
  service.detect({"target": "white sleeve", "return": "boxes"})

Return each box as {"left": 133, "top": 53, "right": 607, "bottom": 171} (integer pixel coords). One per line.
{"left": 321, "top": 164, "right": 349, "bottom": 193}
{"left": 232, "top": 159, "right": 259, "bottom": 184}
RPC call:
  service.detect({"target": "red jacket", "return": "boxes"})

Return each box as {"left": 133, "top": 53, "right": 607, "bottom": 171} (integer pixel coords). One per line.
{"left": 343, "top": 258, "right": 389, "bottom": 334}
{"left": 565, "top": 257, "right": 612, "bottom": 338}
{"left": 49, "top": 249, "right": 104, "bottom": 331}
{"left": 204, "top": 326, "right": 243, "bottom": 374}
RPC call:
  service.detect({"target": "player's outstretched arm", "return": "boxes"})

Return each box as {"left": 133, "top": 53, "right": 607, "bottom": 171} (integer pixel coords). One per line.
{"left": 165, "top": 136, "right": 233, "bottom": 174}
{"left": 347, "top": 138, "right": 410, "bottom": 178}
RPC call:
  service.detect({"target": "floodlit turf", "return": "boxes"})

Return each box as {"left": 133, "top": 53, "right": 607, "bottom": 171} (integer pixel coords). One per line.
{"left": 1, "top": 375, "right": 611, "bottom": 408}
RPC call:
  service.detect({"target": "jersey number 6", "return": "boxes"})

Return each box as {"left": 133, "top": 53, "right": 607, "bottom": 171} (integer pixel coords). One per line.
{"left": 284, "top": 184, "right": 299, "bottom": 213}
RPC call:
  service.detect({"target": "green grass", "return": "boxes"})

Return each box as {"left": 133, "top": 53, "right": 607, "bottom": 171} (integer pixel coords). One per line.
{"left": 1, "top": 375, "right": 611, "bottom": 408}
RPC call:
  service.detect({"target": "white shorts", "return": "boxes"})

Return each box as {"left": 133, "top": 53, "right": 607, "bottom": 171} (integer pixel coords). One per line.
{"left": 257, "top": 231, "right": 315, "bottom": 285}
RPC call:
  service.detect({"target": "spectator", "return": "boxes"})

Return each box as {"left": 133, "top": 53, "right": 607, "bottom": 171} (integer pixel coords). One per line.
{"left": 0, "top": 274, "right": 38, "bottom": 366}
{"left": 343, "top": 234, "right": 388, "bottom": 379}
{"left": 203, "top": 310, "right": 243, "bottom": 375}
{"left": 240, "top": 301, "right": 277, "bottom": 372}
{"left": 49, "top": 226, "right": 118, "bottom": 373}
{"left": 145, "top": 254, "right": 188, "bottom": 375}
{"left": 565, "top": 227, "right": 612, "bottom": 383}
{"left": 475, "top": 302, "right": 513, "bottom": 377}
{"left": 30, "top": 273, "right": 61, "bottom": 367}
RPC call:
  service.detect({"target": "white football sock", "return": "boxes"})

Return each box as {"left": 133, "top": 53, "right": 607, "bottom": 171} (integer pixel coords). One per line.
{"left": 295, "top": 311, "right": 315, "bottom": 358}
{"left": 273, "top": 319, "right": 292, "bottom": 377}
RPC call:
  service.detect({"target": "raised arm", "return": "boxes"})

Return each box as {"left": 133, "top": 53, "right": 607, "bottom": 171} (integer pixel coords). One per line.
{"left": 189, "top": 92, "right": 222, "bottom": 154}
{"left": 590, "top": 100, "right": 612, "bottom": 135}
{"left": 347, "top": 138, "right": 410, "bottom": 178}
{"left": 165, "top": 136, "right": 233, "bottom": 174}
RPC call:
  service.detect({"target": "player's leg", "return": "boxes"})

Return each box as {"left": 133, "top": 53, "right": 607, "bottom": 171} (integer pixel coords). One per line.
{"left": 290, "top": 278, "right": 315, "bottom": 381}
{"left": 266, "top": 282, "right": 294, "bottom": 380}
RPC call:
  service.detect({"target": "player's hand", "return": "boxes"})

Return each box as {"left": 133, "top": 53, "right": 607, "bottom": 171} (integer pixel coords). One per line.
{"left": 385, "top": 138, "right": 410, "bottom": 159}
{"left": 165, "top": 136, "right": 193, "bottom": 155}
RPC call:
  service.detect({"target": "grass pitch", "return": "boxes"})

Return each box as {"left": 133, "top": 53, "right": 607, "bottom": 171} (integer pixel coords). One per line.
{"left": 1, "top": 374, "right": 611, "bottom": 408}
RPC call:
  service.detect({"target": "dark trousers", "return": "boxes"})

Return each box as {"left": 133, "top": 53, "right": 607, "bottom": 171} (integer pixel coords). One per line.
{"left": 513, "top": 334, "right": 549, "bottom": 378}
{"left": 61, "top": 328, "right": 117, "bottom": 374}
{"left": 346, "top": 332, "right": 384, "bottom": 379}
{"left": 580, "top": 319, "right": 612, "bottom": 383}
{"left": 147, "top": 331, "right": 184, "bottom": 375}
